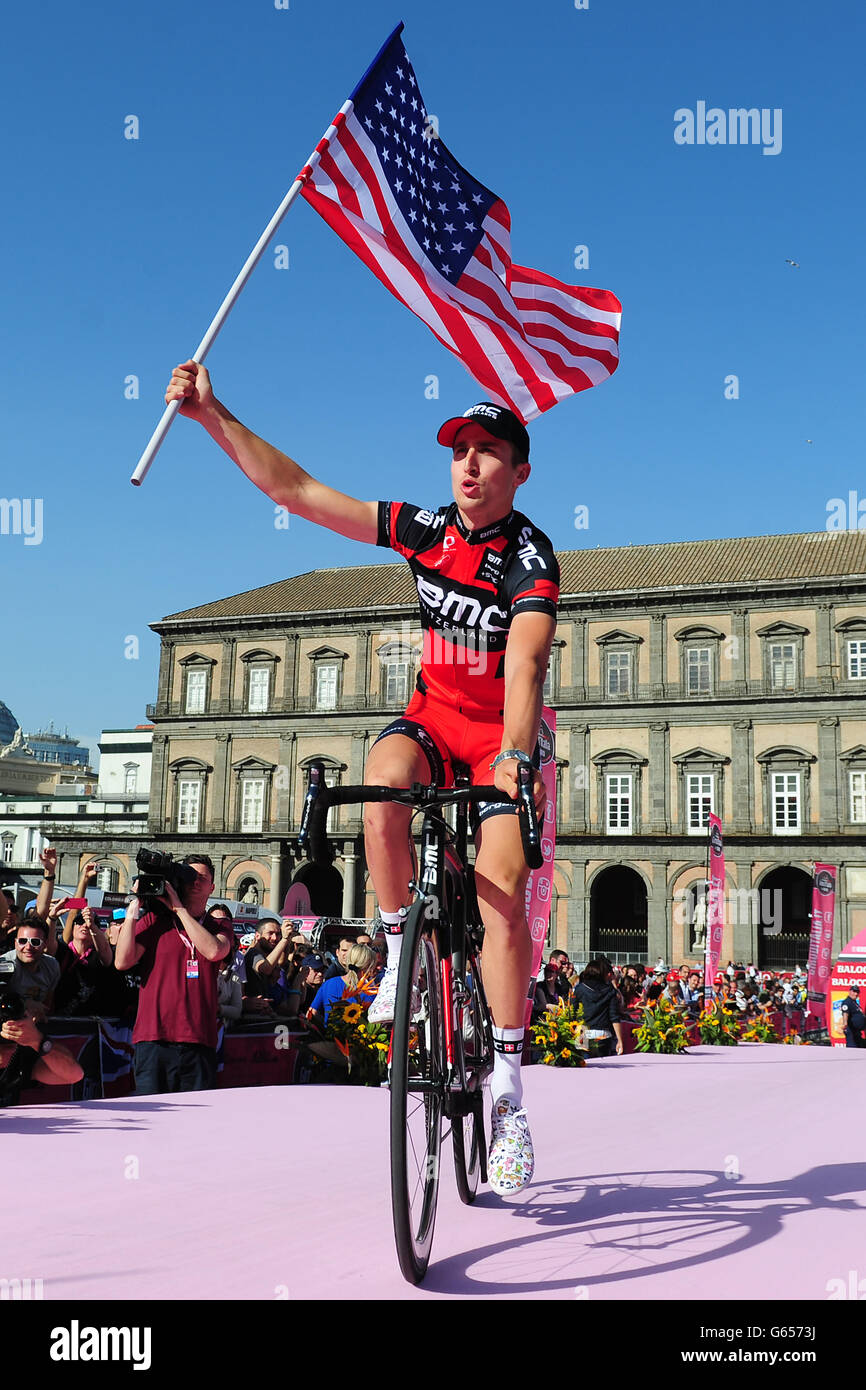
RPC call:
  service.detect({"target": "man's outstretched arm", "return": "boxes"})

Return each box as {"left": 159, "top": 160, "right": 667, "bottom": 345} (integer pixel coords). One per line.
{"left": 165, "top": 361, "right": 379, "bottom": 543}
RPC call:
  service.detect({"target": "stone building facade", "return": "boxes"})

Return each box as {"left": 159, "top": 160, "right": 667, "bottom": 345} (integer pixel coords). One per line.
{"left": 52, "top": 529, "right": 866, "bottom": 967}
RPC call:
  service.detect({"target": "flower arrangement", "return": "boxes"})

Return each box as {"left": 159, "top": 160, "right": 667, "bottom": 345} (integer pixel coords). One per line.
{"left": 782, "top": 1031, "right": 812, "bottom": 1046}
{"left": 697, "top": 1000, "right": 740, "bottom": 1047}
{"left": 324, "top": 975, "right": 390, "bottom": 1085}
{"left": 633, "top": 996, "right": 690, "bottom": 1054}
{"left": 531, "top": 1000, "right": 587, "bottom": 1067}
{"left": 740, "top": 1016, "right": 780, "bottom": 1044}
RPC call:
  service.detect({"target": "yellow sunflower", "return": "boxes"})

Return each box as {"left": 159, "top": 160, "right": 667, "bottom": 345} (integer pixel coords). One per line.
{"left": 342, "top": 1003, "right": 363, "bottom": 1026}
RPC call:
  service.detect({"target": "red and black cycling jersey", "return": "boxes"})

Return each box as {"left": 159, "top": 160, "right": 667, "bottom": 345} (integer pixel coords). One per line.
{"left": 377, "top": 501, "right": 560, "bottom": 714}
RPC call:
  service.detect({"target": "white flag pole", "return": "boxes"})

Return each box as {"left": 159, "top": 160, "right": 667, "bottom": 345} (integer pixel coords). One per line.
{"left": 130, "top": 101, "right": 353, "bottom": 487}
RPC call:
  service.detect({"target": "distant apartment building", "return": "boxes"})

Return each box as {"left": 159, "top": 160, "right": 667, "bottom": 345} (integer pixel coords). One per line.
{"left": 0, "top": 726, "right": 152, "bottom": 897}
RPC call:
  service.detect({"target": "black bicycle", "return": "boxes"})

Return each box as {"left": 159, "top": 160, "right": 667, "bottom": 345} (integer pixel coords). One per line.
{"left": 298, "top": 759, "right": 541, "bottom": 1283}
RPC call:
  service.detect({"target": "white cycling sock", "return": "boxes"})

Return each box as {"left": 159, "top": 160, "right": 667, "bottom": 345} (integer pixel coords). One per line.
{"left": 379, "top": 908, "right": 406, "bottom": 971}
{"left": 491, "top": 1026, "right": 525, "bottom": 1107}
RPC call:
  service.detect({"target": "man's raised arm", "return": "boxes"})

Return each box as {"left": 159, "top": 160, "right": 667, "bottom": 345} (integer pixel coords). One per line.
{"left": 165, "top": 361, "right": 379, "bottom": 543}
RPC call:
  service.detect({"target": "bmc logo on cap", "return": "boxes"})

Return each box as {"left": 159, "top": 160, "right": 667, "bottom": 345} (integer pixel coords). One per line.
{"left": 464, "top": 404, "right": 502, "bottom": 420}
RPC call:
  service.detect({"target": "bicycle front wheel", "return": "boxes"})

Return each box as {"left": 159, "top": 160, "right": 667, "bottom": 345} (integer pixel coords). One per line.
{"left": 389, "top": 900, "right": 445, "bottom": 1284}
{"left": 452, "top": 948, "right": 492, "bottom": 1204}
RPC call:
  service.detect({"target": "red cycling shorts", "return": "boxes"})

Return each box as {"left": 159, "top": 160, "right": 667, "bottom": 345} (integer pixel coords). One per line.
{"left": 372, "top": 688, "right": 538, "bottom": 824}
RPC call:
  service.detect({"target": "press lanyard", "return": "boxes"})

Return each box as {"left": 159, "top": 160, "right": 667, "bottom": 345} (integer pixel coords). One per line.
{"left": 177, "top": 924, "right": 199, "bottom": 980}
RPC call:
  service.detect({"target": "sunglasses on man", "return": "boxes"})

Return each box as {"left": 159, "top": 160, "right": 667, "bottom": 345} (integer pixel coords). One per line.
{"left": 17, "top": 936, "right": 46, "bottom": 948}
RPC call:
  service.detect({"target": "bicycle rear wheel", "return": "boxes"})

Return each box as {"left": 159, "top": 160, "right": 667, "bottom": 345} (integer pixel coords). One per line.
{"left": 452, "top": 946, "right": 493, "bottom": 1204}
{"left": 389, "top": 900, "right": 445, "bottom": 1284}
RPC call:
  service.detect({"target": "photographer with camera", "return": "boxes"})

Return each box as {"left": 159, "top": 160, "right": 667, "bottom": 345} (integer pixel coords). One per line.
{"left": 243, "top": 918, "right": 295, "bottom": 1009}
{"left": 115, "top": 853, "right": 232, "bottom": 1095}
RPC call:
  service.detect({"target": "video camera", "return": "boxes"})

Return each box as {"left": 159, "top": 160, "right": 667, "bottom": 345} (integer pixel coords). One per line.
{"left": 134, "top": 848, "right": 198, "bottom": 912}
{"left": 0, "top": 959, "right": 35, "bottom": 1108}
{"left": 0, "top": 959, "right": 25, "bottom": 1024}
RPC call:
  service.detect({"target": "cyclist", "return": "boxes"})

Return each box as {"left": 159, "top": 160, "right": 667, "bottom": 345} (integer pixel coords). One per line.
{"left": 164, "top": 362, "right": 559, "bottom": 1195}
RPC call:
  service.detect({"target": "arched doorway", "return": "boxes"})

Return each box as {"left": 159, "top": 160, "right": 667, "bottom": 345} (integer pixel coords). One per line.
{"left": 590, "top": 865, "right": 648, "bottom": 961}
{"left": 292, "top": 861, "right": 344, "bottom": 917}
{"left": 757, "top": 866, "right": 812, "bottom": 971}
{"left": 236, "top": 876, "right": 262, "bottom": 906}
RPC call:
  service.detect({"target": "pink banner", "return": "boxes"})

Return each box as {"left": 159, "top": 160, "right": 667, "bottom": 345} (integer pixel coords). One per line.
{"left": 704, "top": 814, "right": 725, "bottom": 994}
{"left": 807, "top": 864, "right": 836, "bottom": 1032}
{"left": 524, "top": 710, "right": 557, "bottom": 1031}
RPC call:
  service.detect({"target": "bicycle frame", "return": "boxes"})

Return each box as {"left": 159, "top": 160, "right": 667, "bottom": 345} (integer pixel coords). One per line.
{"left": 410, "top": 793, "right": 489, "bottom": 1099}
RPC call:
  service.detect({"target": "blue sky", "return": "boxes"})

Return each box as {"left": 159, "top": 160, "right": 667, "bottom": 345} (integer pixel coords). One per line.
{"left": 1, "top": 0, "right": 864, "bottom": 759}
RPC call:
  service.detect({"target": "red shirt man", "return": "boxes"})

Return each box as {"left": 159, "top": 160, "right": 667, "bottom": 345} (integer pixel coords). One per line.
{"left": 116, "top": 855, "right": 231, "bottom": 1094}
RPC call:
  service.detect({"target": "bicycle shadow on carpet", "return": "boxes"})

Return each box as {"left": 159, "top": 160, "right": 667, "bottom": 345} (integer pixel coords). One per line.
{"left": 420, "top": 1161, "right": 866, "bottom": 1297}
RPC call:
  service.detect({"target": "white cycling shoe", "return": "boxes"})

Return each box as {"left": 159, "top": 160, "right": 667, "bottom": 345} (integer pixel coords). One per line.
{"left": 488, "top": 1097, "right": 535, "bottom": 1195}
{"left": 368, "top": 965, "right": 399, "bottom": 1025}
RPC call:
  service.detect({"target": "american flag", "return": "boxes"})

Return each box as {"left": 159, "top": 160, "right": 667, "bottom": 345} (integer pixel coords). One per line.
{"left": 299, "top": 24, "right": 621, "bottom": 422}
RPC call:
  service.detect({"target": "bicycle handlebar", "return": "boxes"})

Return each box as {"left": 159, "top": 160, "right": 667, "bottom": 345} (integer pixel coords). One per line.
{"left": 297, "top": 760, "right": 543, "bottom": 871}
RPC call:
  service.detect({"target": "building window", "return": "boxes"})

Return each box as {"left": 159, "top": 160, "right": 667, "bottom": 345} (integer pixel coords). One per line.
{"left": 851, "top": 771, "right": 866, "bottom": 824}
{"left": 2, "top": 838, "right": 13, "bottom": 864}
{"left": 606, "top": 651, "right": 631, "bottom": 697}
{"left": 240, "top": 649, "right": 280, "bottom": 713}
{"left": 687, "top": 774, "right": 714, "bottom": 832}
{"left": 674, "top": 625, "right": 725, "bottom": 697}
{"left": 177, "top": 780, "right": 201, "bottom": 832}
{"left": 316, "top": 663, "right": 338, "bottom": 710}
{"left": 848, "top": 641, "right": 866, "bottom": 679}
{"left": 596, "top": 630, "right": 643, "bottom": 701}
{"left": 248, "top": 667, "right": 270, "bottom": 713}
{"left": 377, "top": 638, "right": 419, "bottom": 707}
{"left": 758, "top": 746, "right": 813, "bottom": 836}
{"left": 757, "top": 622, "right": 807, "bottom": 693}
{"left": 540, "top": 638, "right": 565, "bottom": 706}
{"left": 606, "top": 774, "right": 632, "bottom": 833}
{"left": 769, "top": 642, "right": 797, "bottom": 690}
{"left": 772, "top": 772, "right": 801, "bottom": 833}
{"left": 241, "top": 778, "right": 266, "bottom": 833}
{"left": 122, "top": 802, "right": 133, "bottom": 813}
{"left": 124, "top": 765, "right": 138, "bottom": 794}
{"left": 384, "top": 660, "right": 410, "bottom": 705}
{"left": 77, "top": 804, "right": 87, "bottom": 814}
{"left": 686, "top": 647, "right": 712, "bottom": 695}
{"left": 185, "top": 669, "right": 207, "bottom": 714}
{"left": 674, "top": 748, "right": 729, "bottom": 837}
{"left": 41, "top": 804, "right": 50, "bottom": 814}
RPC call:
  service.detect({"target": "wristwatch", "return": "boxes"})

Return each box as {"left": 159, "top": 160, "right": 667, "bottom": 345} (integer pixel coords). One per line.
{"left": 37, "top": 1037, "right": 53, "bottom": 1056}
{"left": 490, "top": 749, "right": 533, "bottom": 770}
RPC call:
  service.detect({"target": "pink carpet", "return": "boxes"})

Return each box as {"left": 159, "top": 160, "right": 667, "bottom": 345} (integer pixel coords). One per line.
{"left": 5, "top": 1044, "right": 864, "bottom": 1301}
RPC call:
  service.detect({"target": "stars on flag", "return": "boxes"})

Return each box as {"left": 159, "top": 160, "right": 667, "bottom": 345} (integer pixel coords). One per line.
{"left": 350, "top": 35, "right": 497, "bottom": 282}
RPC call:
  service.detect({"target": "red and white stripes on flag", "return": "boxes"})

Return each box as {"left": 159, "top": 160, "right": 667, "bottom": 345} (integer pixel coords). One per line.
{"left": 298, "top": 29, "right": 620, "bottom": 422}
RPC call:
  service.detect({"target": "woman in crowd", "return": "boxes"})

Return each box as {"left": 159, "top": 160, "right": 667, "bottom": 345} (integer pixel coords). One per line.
{"left": 309, "top": 944, "right": 377, "bottom": 1026}
{"left": 571, "top": 956, "right": 625, "bottom": 1058}
{"left": 531, "top": 962, "right": 562, "bottom": 1020}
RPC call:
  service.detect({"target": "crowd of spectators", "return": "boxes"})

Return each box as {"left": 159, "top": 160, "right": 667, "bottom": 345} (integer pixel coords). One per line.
{"left": 0, "top": 845, "right": 842, "bottom": 1103}
{"left": 532, "top": 951, "right": 817, "bottom": 1054}
{"left": 0, "top": 847, "right": 388, "bottom": 1102}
